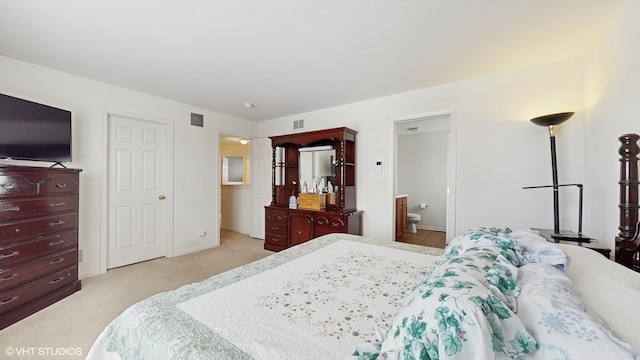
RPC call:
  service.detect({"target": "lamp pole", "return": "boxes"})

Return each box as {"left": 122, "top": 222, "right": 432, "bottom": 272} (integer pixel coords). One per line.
{"left": 548, "top": 124, "right": 561, "bottom": 235}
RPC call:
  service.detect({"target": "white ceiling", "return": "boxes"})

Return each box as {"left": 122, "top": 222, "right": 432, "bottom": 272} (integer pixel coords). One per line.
{"left": 0, "top": 1, "right": 625, "bottom": 122}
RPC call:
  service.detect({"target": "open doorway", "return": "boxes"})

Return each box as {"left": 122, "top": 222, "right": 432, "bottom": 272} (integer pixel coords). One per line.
{"left": 394, "top": 112, "right": 456, "bottom": 247}
{"left": 219, "top": 134, "right": 252, "bottom": 236}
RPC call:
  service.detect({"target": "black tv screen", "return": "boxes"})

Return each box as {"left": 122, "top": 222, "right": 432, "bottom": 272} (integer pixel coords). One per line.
{"left": 0, "top": 93, "right": 72, "bottom": 163}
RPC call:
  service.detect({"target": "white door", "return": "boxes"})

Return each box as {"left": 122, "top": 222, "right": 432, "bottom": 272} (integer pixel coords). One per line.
{"left": 249, "top": 137, "right": 272, "bottom": 239}
{"left": 108, "top": 114, "right": 167, "bottom": 268}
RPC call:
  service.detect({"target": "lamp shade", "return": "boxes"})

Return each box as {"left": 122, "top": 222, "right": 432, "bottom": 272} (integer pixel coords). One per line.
{"left": 530, "top": 112, "right": 574, "bottom": 127}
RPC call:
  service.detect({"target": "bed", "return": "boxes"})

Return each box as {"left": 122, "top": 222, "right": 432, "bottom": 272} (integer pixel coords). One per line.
{"left": 87, "top": 135, "right": 640, "bottom": 360}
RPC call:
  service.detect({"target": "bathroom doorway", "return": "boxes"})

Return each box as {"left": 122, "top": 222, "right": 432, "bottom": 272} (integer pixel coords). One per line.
{"left": 394, "top": 112, "right": 456, "bottom": 245}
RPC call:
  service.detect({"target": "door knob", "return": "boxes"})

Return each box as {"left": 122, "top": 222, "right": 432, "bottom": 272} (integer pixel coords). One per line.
{"left": 158, "top": 195, "right": 166, "bottom": 200}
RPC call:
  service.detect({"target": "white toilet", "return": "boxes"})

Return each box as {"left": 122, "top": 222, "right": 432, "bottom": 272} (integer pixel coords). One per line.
{"left": 407, "top": 212, "right": 421, "bottom": 233}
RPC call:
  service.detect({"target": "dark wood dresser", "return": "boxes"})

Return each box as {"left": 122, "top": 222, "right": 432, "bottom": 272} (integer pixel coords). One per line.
{"left": 265, "top": 207, "right": 363, "bottom": 251}
{"left": 264, "top": 127, "right": 362, "bottom": 251}
{"left": 0, "top": 165, "right": 81, "bottom": 330}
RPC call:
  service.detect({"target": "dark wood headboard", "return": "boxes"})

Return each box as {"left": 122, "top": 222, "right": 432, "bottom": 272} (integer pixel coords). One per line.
{"left": 616, "top": 133, "right": 640, "bottom": 271}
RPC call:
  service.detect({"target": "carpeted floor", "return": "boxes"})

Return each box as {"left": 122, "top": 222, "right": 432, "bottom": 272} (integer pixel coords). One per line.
{"left": 0, "top": 230, "right": 272, "bottom": 358}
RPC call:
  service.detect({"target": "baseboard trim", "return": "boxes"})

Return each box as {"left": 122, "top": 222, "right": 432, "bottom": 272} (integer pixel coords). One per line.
{"left": 417, "top": 225, "right": 446, "bottom": 232}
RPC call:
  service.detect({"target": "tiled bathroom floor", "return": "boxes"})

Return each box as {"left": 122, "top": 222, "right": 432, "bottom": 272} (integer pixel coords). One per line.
{"left": 397, "top": 229, "right": 446, "bottom": 249}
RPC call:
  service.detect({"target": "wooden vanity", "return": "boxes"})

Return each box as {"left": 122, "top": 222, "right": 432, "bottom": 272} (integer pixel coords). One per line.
{"left": 395, "top": 195, "right": 408, "bottom": 240}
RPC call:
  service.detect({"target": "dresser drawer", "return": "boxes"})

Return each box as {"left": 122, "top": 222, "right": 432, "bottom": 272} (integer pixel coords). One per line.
{"left": 0, "top": 172, "right": 78, "bottom": 198}
{"left": 314, "top": 214, "right": 346, "bottom": 236}
{"left": 265, "top": 222, "right": 288, "bottom": 236}
{"left": 264, "top": 233, "right": 288, "bottom": 249}
{"left": 265, "top": 209, "right": 288, "bottom": 224}
{"left": 0, "top": 213, "right": 78, "bottom": 245}
{"left": 0, "top": 265, "right": 77, "bottom": 315}
{"left": 0, "top": 196, "right": 78, "bottom": 221}
{"left": 0, "top": 249, "right": 77, "bottom": 292}
{"left": 0, "top": 230, "right": 77, "bottom": 268}
{"left": 38, "top": 173, "right": 79, "bottom": 195}
{"left": 0, "top": 175, "right": 37, "bottom": 197}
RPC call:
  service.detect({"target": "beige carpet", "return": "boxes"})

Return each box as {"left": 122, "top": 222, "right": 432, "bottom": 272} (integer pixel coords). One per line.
{"left": 0, "top": 230, "right": 272, "bottom": 358}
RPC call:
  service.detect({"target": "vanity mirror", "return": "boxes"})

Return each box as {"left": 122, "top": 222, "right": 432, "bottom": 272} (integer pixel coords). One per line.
{"left": 299, "top": 147, "right": 335, "bottom": 193}
{"left": 274, "top": 146, "right": 335, "bottom": 189}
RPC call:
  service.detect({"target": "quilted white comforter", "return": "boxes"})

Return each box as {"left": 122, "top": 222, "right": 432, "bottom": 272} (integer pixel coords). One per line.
{"left": 87, "top": 230, "right": 640, "bottom": 359}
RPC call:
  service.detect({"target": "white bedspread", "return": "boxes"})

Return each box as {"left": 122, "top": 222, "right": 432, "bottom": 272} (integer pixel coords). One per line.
{"left": 560, "top": 244, "right": 640, "bottom": 353}
{"left": 88, "top": 232, "right": 639, "bottom": 359}
{"left": 177, "top": 240, "right": 436, "bottom": 360}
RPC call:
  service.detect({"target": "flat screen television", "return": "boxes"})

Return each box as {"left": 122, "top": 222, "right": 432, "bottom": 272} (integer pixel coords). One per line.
{"left": 0, "top": 93, "right": 72, "bottom": 164}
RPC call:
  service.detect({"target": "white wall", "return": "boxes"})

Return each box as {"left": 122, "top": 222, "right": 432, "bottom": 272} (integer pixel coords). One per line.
{"left": 584, "top": 0, "right": 640, "bottom": 250}
{"left": 0, "top": 55, "right": 256, "bottom": 278}
{"left": 220, "top": 186, "right": 252, "bottom": 234}
{"left": 257, "top": 58, "right": 586, "bottom": 242}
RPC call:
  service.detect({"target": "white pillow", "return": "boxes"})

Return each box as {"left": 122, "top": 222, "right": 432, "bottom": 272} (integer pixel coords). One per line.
{"left": 515, "top": 262, "right": 638, "bottom": 359}
{"left": 510, "top": 229, "right": 570, "bottom": 271}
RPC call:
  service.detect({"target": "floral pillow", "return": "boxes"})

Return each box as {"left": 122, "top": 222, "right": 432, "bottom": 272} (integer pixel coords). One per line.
{"left": 435, "top": 227, "right": 526, "bottom": 268}
{"left": 376, "top": 248, "right": 537, "bottom": 360}
{"left": 515, "top": 262, "right": 638, "bottom": 359}
{"left": 422, "top": 247, "right": 520, "bottom": 312}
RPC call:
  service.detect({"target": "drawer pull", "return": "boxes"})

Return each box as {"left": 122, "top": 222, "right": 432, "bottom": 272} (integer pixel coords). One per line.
{"left": 49, "top": 202, "right": 66, "bottom": 207}
{"left": 49, "top": 240, "right": 65, "bottom": 246}
{"left": 1, "top": 183, "right": 16, "bottom": 190}
{"left": 0, "top": 274, "right": 18, "bottom": 282}
{"left": 49, "top": 220, "right": 66, "bottom": 227}
{"left": 48, "top": 276, "right": 65, "bottom": 285}
{"left": 271, "top": 226, "right": 280, "bottom": 231}
{"left": 0, "top": 251, "right": 19, "bottom": 259}
{"left": 0, "top": 296, "right": 19, "bottom": 306}
{"left": 55, "top": 183, "right": 67, "bottom": 189}
{"left": 49, "top": 258, "right": 65, "bottom": 265}
{"left": 0, "top": 206, "right": 20, "bottom": 212}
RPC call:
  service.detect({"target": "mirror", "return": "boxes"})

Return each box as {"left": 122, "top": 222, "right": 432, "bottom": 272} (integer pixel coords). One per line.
{"left": 299, "top": 148, "right": 335, "bottom": 192}
{"left": 222, "top": 156, "right": 245, "bottom": 184}
{"left": 274, "top": 146, "right": 285, "bottom": 185}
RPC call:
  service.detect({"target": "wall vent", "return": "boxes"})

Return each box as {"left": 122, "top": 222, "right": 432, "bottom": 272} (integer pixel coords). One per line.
{"left": 79, "top": 249, "right": 84, "bottom": 263}
{"left": 293, "top": 119, "right": 304, "bottom": 129}
{"left": 190, "top": 113, "right": 204, "bottom": 127}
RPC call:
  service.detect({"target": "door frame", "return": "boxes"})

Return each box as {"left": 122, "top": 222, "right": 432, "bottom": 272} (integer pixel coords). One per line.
{"left": 391, "top": 110, "right": 457, "bottom": 243}
{"left": 100, "top": 109, "right": 174, "bottom": 274}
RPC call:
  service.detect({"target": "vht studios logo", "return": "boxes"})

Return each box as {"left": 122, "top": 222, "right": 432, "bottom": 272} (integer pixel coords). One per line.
{"left": 5, "top": 347, "right": 83, "bottom": 357}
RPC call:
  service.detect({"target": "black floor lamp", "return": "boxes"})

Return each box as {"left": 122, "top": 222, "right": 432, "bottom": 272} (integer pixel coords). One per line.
{"left": 525, "top": 112, "right": 591, "bottom": 243}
